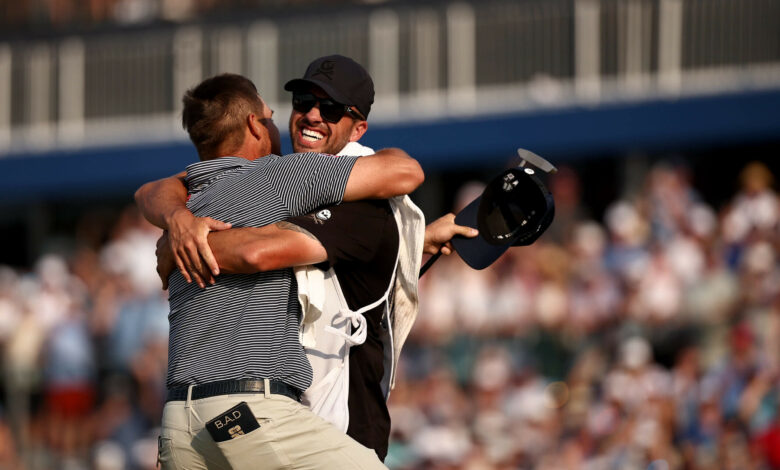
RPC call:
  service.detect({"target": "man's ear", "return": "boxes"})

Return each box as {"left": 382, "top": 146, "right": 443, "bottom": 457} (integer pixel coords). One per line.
{"left": 349, "top": 120, "right": 368, "bottom": 142}
{"left": 247, "top": 114, "right": 263, "bottom": 140}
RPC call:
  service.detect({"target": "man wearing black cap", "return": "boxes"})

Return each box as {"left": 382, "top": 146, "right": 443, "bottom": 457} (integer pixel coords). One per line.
{"left": 277, "top": 54, "right": 440, "bottom": 461}
{"left": 284, "top": 55, "right": 374, "bottom": 156}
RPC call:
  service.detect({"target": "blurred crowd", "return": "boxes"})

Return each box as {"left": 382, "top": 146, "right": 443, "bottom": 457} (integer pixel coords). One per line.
{"left": 0, "top": 207, "right": 167, "bottom": 470}
{"left": 1, "top": 0, "right": 390, "bottom": 32}
{"left": 0, "top": 159, "right": 779, "bottom": 470}
{"left": 392, "top": 160, "right": 780, "bottom": 469}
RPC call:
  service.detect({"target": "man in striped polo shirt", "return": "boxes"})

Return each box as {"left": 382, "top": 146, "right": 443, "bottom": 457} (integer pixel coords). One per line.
{"left": 143, "top": 56, "right": 475, "bottom": 463}
{"left": 135, "top": 73, "right": 423, "bottom": 469}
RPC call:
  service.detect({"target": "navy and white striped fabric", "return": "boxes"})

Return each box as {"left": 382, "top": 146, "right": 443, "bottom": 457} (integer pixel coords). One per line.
{"left": 166, "top": 153, "right": 358, "bottom": 391}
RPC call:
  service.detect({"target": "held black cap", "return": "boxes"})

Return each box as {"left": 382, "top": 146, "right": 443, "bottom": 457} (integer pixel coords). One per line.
{"left": 284, "top": 55, "right": 374, "bottom": 118}
{"left": 451, "top": 166, "right": 555, "bottom": 270}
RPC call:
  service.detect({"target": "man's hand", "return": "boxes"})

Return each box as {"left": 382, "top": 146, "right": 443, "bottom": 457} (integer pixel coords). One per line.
{"left": 423, "top": 213, "right": 478, "bottom": 255}
{"left": 156, "top": 232, "right": 176, "bottom": 290}
{"left": 166, "top": 208, "right": 232, "bottom": 288}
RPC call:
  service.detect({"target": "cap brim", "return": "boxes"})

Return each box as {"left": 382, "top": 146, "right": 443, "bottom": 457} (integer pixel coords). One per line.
{"left": 452, "top": 197, "right": 512, "bottom": 270}
{"left": 284, "top": 78, "right": 353, "bottom": 106}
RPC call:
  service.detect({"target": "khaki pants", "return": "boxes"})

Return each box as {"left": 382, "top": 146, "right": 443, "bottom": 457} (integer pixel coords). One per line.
{"left": 158, "top": 388, "right": 386, "bottom": 469}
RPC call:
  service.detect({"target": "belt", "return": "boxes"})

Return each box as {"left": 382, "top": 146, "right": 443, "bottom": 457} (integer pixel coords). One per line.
{"left": 166, "top": 379, "right": 302, "bottom": 403}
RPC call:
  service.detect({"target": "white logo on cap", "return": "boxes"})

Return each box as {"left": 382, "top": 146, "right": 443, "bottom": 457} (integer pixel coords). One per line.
{"left": 502, "top": 173, "right": 519, "bottom": 192}
{"left": 316, "top": 209, "right": 332, "bottom": 221}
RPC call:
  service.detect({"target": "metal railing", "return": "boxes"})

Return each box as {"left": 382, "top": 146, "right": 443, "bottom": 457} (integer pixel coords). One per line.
{"left": 1, "top": 0, "right": 779, "bottom": 155}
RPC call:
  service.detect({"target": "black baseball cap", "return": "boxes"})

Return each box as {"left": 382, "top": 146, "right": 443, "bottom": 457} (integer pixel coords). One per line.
{"left": 451, "top": 166, "right": 555, "bottom": 270}
{"left": 284, "top": 55, "right": 374, "bottom": 118}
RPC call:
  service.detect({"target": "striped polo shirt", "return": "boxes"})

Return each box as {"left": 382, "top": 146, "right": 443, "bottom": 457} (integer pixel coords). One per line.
{"left": 165, "top": 152, "right": 358, "bottom": 391}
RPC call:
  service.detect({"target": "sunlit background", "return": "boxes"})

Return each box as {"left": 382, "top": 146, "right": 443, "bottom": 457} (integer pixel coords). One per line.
{"left": 1, "top": 0, "right": 779, "bottom": 468}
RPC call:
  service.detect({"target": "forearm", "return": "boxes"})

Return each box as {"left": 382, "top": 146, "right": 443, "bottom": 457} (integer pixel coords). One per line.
{"left": 134, "top": 172, "right": 189, "bottom": 229}
{"left": 343, "top": 148, "right": 424, "bottom": 200}
{"left": 207, "top": 228, "right": 264, "bottom": 273}
{"left": 208, "top": 224, "right": 327, "bottom": 273}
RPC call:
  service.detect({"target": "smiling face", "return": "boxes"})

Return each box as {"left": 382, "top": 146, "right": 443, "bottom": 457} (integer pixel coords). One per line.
{"left": 288, "top": 86, "right": 366, "bottom": 155}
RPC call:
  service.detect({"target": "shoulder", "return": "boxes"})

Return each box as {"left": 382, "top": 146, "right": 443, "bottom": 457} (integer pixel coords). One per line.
{"left": 269, "top": 152, "right": 356, "bottom": 173}
{"left": 277, "top": 152, "right": 339, "bottom": 161}
{"left": 337, "top": 142, "right": 375, "bottom": 157}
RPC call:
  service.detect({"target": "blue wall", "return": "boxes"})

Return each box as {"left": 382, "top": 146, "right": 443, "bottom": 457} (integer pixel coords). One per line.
{"left": 2, "top": 88, "right": 779, "bottom": 204}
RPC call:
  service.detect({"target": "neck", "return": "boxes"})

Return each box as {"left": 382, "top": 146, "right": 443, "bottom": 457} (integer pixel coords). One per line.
{"left": 216, "top": 141, "right": 270, "bottom": 161}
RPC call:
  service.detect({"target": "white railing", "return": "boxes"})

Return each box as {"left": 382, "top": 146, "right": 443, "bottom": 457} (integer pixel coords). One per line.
{"left": 0, "top": 0, "right": 778, "bottom": 156}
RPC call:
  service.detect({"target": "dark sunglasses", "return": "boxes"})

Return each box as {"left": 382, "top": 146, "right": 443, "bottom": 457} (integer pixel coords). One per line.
{"left": 292, "top": 93, "right": 365, "bottom": 123}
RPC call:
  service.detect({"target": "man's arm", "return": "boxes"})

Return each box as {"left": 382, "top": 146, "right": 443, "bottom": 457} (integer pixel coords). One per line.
{"left": 135, "top": 149, "right": 422, "bottom": 228}
{"left": 343, "top": 148, "right": 424, "bottom": 201}
{"left": 156, "top": 223, "right": 327, "bottom": 286}
{"left": 155, "top": 212, "right": 478, "bottom": 288}
{"left": 134, "top": 171, "right": 189, "bottom": 229}
{"left": 214, "top": 213, "right": 477, "bottom": 271}
{"left": 210, "top": 222, "right": 327, "bottom": 273}
{"left": 136, "top": 149, "right": 422, "bottom": 285}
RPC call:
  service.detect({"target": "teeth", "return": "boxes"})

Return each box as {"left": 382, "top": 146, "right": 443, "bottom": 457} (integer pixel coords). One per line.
{"left": 302, "top": 129, "right": 323, "bottom": 142}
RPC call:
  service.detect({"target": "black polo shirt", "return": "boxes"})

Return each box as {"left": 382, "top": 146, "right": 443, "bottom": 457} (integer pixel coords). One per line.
{"left": 289, "top": 199, "right": 398, "bottom": 461}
